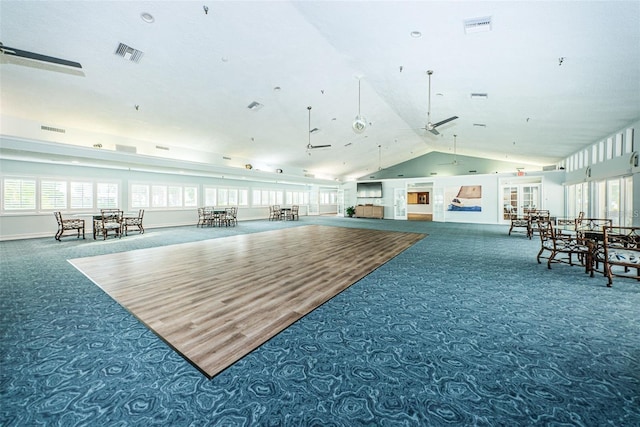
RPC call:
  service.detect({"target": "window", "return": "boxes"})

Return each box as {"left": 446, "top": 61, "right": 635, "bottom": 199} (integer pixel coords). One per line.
{"left": 204, "top": 187, "right": 216, "bottom": 206}
{"left": 319, "top": 191, "right": 337, "bottom": 204}
{"left": 285, "top": 191, "right": 306, "bottom": 205}
{"left": 625, "top": 128, "right": 635, "bottom": 154}
{"left": 252, "top": 189, "right": 262, "bottom": 206}
{"left": 41, "top": 180, "right": 67, "bottom": 210}
{"left": 70, "top": 182, "right": 93, "bottom": 209}
{"left": 3, "top": 178, "right": 36, "bottom": 210}
{"left": 238, "top": 189, "right": 248, "bottom": 206}
{"left": 228, "top": 189, "right": 238, "bottom": 206}
{"left": 184, "top": 186, "right": 198, "bottom": 207}
{"left": 131, "top": 184, "right": 150, "bottom": 208}
{"left": 151, "top": 185, "right": 167, "bottom": 207}
{"left": 97, "top": 183, "right": 118, "bottom": 208}
{"left": 218, "top": 188, "right": 229, "bottom": 206}
{"left": 168, "top": 186, "right": 182, "bottom": 207}
{"left": 615, "top": 133, "right": 623, "bottom": 157}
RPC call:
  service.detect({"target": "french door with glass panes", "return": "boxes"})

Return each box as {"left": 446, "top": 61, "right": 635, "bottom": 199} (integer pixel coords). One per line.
{"left": 502, "top": 183, "right": 542, "bottom": 220}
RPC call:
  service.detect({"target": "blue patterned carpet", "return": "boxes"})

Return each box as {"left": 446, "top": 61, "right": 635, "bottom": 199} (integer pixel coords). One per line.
{"left": 1, "top": 217, "right": 639, "bottom": 426}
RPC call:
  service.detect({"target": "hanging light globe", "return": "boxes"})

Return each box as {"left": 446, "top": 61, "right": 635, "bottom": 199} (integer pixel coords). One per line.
{"left": 352, "top": 115, "right": 367, "bottom": 133}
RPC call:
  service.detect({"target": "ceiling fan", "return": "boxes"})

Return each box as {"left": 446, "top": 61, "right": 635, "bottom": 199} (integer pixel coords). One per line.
{"left": 306, "top": 106, "right": 331, "bottom": 151}
{"left": 0, "top": 42, "right": 82, "bottom": 69}
{"left": 424, "top": 70, "right": 457, "bottom": 135}
{"left": 440, "top": 134, "right": 463, "bottom": 166}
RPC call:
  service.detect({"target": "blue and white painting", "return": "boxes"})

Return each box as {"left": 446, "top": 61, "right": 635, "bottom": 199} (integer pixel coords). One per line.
{"left": 447, "top": 185, "right": 482, "bottom": 212}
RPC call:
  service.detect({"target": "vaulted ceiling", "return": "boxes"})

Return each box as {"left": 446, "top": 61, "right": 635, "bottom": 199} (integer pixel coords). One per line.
{"left": 1, "top": 1, "right": 639, "bottom": 182}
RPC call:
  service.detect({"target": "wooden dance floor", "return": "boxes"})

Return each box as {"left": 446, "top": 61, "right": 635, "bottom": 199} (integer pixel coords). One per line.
{"left": 69, "top": 225, "right": 425, "bottom": 378}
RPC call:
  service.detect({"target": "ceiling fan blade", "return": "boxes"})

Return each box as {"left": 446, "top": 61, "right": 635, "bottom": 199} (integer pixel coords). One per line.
{"left": 432, "top": 116, "right": 459, "bottom": 128}
{"left": 310, "top": 144, "right": 332, "bottom": 149}
{"left": 1, "top": 45, "right": 82, "bottom": 69}
{"left": 429, "top": 127, "right": 440, "bottom": 136}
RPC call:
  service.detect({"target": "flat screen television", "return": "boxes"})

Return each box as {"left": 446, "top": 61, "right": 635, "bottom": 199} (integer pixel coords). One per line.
{"left": 357, "top": 181, "right": 383, "bottom": 198}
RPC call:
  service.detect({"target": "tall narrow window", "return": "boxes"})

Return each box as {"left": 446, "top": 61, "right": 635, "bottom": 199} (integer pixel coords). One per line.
{"left": 184, "top": 186, "right": 198, "bottom": 207}
{"left": 168, "top": 186, "right": 182, "bottom": 207}
{"left": 204, "top": 187, "right": 216, "bottom": 206}
{"left": 152, "top": 185, "right": 167, "bottom": 207}
{"left": 131, "top": 184, "right": 150, "bottom": 208}
{"left": 70, "top": 182, "right": 93, "bottom": 209}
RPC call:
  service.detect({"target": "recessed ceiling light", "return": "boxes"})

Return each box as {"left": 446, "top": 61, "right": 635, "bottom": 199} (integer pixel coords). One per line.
{"left": 140, "top": 12, "right": 154, "bottom": 23}
{"left": 410, "top": 31, "right": 422, "bottom": 38}
{"left": 273, "top": 86, "right": 281, "bottom": 91}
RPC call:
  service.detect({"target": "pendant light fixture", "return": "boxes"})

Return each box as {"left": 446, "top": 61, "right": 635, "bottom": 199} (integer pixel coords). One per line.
{"left": 352, "top": 78, "right": 367, "bottom": 134}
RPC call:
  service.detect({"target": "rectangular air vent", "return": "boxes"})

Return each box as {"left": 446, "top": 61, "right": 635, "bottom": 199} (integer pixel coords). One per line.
{"left": 222, "top": 156, "right": 232, "bottom": 160}
{"left": 115, "top": 144, "right": 137, "bottom": 153}
{"left": 471, "top": 93, "right": 489, "bottom": 99}
{"left": 473, "top": 123, "right": 487, "bottom": 127}
{"left": 464, "top": 16, "right": 492, "bottom": 34}
{"left": 247, "top": 101, "right": 263, "bottom": 111}
{"left": 41, "top": 125, "right": 66, "bottom": 133}
{"left": 115, "top": 43, "right": 144, "bottom": 63}
{"left": 155, "top": 145, "right": 169, "bottom": 151}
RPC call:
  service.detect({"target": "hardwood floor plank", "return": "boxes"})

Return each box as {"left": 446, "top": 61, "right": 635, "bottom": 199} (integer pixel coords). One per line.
{"left": 69, "top": 225, "right": 425, "bottom": 378}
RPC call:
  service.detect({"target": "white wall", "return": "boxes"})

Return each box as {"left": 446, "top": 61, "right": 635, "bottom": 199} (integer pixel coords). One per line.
{"left": 0, "top": 159, "right": 319, "bottom": 240}
{"left": 344, "top": 171, "right": 565, "bottom": 224}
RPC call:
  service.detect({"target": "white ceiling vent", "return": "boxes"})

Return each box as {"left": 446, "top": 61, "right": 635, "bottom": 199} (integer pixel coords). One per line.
{"left": 115, "top": 144, "right": 137, "bottom": 153}
{"left": 41, "top": 125, "right": 66, "bottom": 133}
{"left": 470, "top": 93, "right": 489, "bottom": 99}
{"left": 464, "top": 16, "right": 492, "bottom": 34}
{"left": 115, "top": 43, "right": 144, "bottom": 63}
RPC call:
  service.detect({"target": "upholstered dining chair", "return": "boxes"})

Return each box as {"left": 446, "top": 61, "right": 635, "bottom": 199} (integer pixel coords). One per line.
{"left": 53, "top": 211, "right": 85, "bottom": 241}
{"left": 291, "top": 205, "right": 299, "bottom": 221}
{"left": 537, "top": 219, "right": 591, "bottom": 273}
{"left": 269, "top": 205, "right": 281, "bottom": 221}
{"left": 94, "top": 209, "right": 123, "bottom": 240}
{"left": 508, "top": 213, "right": 530, "bottom": 237}
{"left": 527, "top": 210, "right": 550, "bottom": 239}
{"left": 123, "top": 209, "right": 144, "bottom": 235}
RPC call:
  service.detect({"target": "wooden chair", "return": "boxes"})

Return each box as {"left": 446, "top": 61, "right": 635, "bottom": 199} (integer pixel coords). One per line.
{"left": 53, "top": 211, "right": 85, "bottom": 241}
{"left": 123, "top": 209, "right": 144, "bottom": 235}
{"left": 508, "top": 213, "right": 530, "bottom": 237}
{"left": 527, "top": 210, "right": 550, "bottom": 239}
{"left": 598, "top": 226, "right": 640, "bottom": 287}
{"left": 291, "top": 205, "right": 299, "bottom": 221}
{"left": 220, "top": 208, "right": 235, "bottom": 227}
{"left": 228, "top": 207, "right": 238, "bottom": 226}
{"left": 576, "top": 218, "right": 613, "bottom": 273}
{"left": 198, "top": 207, "right": 215, "bottom": 227}
{"left": 536, "top": 219, "right": 591, "bottom": 273}
{"left": 269, "top": 205, "right": 281, "bottom": 221}
{"left": 94, "top": 209, "right": 123, "bottom": 240}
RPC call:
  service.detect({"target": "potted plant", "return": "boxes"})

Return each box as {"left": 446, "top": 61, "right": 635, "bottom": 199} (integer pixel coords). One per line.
{"left": 346, "top": 206, "right": 356, "bottom": 217}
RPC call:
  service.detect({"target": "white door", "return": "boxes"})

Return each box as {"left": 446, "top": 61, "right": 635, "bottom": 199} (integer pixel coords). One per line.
{"left": 394, "top": 187, "right": 407, "bottom": 220}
